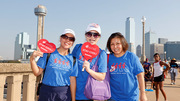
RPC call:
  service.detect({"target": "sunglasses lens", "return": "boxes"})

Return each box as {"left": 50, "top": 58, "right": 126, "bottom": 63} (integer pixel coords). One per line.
{"left": 69, "top": 37, "right": 75, "bottom": 42}
{"left": 86, "top": 32, "right": 100, "bottom": 38}
{"left": 61, "top": 35, "right": 68, "bottom": 39}
{"left": 61, "top": 35, "right": 75, "bottom": 42}
{"left": 86, "top": 32, "right": 92, "bottom": 37}
{"left": 93, "top": 33, "right": 100, "bottom": 38}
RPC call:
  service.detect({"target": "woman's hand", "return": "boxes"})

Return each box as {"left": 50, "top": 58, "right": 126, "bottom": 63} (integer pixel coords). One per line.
{"left": 83, "top": 60, "right": 90, "bottom": 72}
{"left": 30, "top": 51, "right": 43, "bottom": 61}
{"left": 82, "top": 60, "right": 106, "bottom": 81}
{"left": 140, "top": 92, "right": 148, "bottom": 101}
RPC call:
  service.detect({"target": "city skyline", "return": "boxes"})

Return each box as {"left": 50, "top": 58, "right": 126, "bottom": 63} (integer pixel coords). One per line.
{"left": 1, "top": 1, "right": 180, "bottom": 60}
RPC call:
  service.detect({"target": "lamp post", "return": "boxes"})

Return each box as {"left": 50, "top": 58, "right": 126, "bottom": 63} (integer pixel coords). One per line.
{"left": 141, "top": 16, "right": 146, "bottom": 63}
{"left": 164, "top": 51, "right": 166, "bottom": 60}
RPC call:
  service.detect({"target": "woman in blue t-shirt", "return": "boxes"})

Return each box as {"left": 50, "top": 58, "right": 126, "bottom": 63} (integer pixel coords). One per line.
{"left": 30, "top": 29, "right": 78, "bottom": 101}
{"left": 72, "top": 23, "right": 107, "bottom": 100}
{"left": 106, "top": 32, "right": 147, "bottom": 101}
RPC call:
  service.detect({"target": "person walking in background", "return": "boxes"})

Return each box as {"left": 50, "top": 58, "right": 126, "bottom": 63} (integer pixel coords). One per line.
{"left": 143, "top": 58, "right": 154, "bottom": 92}
{"left": 163, "top": 59, "right": 169, "bottom": 78}
{"left": 106, "top": 32, "right": 147, "bottom": 101}
{"left": 72, "top": 23, "right": 107, "bottom": 101}
{"left": 169, "top": 58, "right": 179, "bottom": 85}
{"left": 153, "top": 53, "right": 170, "bottom": 101}
{"left": 30, "top": 29, "right": 78, "bottom": 101}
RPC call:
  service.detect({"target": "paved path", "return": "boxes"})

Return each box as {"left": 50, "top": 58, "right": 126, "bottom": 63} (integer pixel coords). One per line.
{"left": 145, "top": 73, "right": 180, "bottom": 101}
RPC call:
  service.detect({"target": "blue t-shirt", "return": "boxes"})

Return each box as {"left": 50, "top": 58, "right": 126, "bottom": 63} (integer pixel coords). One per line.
{"left": 37, "top": 49, "right": 78, "bottom": 86}
{"left": 164, "top": 62, "right": 168, "bottom": 69}
{"left": 143, "top": 62, "right": 151, "bottom": 73}
{"left": 72, "top": 44, "right": 107, "bottom": 100}
{"left": 108, "top": 51, "right": 144, "bottom": 101}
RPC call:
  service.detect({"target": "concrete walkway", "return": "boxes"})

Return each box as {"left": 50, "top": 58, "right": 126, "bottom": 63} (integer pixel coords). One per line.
{"left": 145, "top": 73, "right": 180, "bottom": 101}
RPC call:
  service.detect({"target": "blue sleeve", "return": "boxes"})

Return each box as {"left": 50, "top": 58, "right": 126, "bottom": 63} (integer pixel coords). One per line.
{"left": 97, "top": 50, "right": 107, "bottom": 73}
{"left": 72, "top": 44, "right": 82, "bottom": 58}
{"left": 37, "top": 53, "right": 47, "bottom": 69}
{"left": 70, "top": 58, "right": 78, "bottom": 77}
{"left": 132, "top": 53, "right": 144, "bottom": 75}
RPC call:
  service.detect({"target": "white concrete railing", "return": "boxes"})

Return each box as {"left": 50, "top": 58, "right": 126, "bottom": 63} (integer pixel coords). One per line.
{"left": 0, "top": 63, "right": 39, "bottom": 101}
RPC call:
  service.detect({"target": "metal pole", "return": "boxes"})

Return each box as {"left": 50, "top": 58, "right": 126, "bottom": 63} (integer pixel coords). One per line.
{"left": 143, "top": 22, "right": 145, "bottom": 61}
{"left": 141, "top": 21, "right": 146, "bottom": 63}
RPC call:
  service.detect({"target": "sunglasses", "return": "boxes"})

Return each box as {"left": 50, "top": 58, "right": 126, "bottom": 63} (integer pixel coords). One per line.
{"left": 85, "top": 32, "right": 100, "bottom": 38}
{"left": 61, "top": 34, "right": 75, "bottom": 42}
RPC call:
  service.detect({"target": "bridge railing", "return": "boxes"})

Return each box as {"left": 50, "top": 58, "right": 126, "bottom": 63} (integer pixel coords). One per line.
{"left": 0, "top": 63, "right": 39, "bottom": 101}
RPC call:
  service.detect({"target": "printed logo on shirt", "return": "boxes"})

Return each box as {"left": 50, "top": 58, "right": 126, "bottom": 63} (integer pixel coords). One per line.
{"left": 78, "top": 55, "right": 93, "bottom": 66}
{"left": 79, "top": 55, "right": 93, "bottom": 62}
{"left": 110, "top": 62, "right": 129, "bottom": 74}
{"left": 49, "top": 58, "right": 71, "bottom": 71}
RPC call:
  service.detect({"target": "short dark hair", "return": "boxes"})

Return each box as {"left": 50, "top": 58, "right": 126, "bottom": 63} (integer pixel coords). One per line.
{"left": 106, "top": 32, "right": 128, "bottom": 54}
{"left": 154, "top": 53, "right": 160, "bottom": 57}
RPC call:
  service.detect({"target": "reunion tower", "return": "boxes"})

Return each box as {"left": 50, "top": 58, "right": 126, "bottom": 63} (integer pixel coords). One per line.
{"left": 34, "top": 5, "right": 47, "bottom": 50}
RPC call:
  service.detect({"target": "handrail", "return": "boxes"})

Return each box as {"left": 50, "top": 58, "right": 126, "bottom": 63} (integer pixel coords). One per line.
{"left": 0, "top": 63, "right": 37, "bottom": 101}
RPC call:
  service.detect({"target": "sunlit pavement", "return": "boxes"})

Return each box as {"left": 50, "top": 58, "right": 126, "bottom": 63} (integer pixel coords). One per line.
{"left": 145, "top": 73, "right": 180, "bottom": 101}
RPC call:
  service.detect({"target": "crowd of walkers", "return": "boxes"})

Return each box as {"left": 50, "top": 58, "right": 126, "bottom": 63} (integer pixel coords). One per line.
{"left": 143, "top": 55, "right": 179, "bottom": 101}
{"left": 30, "top": 23, "right": 179, "bottom": 101}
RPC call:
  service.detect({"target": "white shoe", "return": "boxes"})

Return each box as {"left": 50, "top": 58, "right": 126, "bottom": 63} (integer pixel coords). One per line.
{"left": 171, "top": 83, "right": 173, "bottom": 85}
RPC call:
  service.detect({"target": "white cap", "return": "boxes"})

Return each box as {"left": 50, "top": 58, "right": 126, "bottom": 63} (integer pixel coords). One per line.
{"left": 62, "top": 29, "right": 75, "bottom": 37}
{"left": 85, "top": 23, "right": 101, "bottom": 34}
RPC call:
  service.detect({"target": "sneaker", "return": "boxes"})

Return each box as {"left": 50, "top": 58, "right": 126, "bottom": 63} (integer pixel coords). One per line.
{"left": 171, "top": 83, "right": 173, "bottom": 85}
{"left": 173, "top": 83, "right": 175, "bottom": 85}
{"left": 148, "top": 89, "right": 154, "bottom": 92}
{"left": 145, "top": 89, "right": 148, "bottom": 91}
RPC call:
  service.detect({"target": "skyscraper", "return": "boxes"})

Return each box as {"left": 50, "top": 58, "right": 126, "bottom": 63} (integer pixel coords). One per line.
{"left": 136, "top": 45, "right": 141, "bottom": 58}
{"left": 145, "top": 30, "right": 158, "bottom": 60}
{"left": 158, "top": 38, "right": 168, "bottom": 44}
{"left": 14, "top": 32, "right": 35, "bottom": 60}
{"left": 150, "top": 43, "right": 164, "bottom": 61}
{"left": 125, "top": 17, "right": 135, "bottom": 53}
{"left": 164, "top": 41, "right": 180, "bottom": 60}
{"left": 14, "top": 32, "right": 29, "bottom": 60}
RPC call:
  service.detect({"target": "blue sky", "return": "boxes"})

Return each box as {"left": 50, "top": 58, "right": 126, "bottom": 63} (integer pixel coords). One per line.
{"left": 1, "top": 0, "right": 180, "bottom": 60}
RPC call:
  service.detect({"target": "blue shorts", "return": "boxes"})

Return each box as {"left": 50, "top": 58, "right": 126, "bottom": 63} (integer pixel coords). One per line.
{"left": 39, "top": 84, "right": 71, "bottom": 101}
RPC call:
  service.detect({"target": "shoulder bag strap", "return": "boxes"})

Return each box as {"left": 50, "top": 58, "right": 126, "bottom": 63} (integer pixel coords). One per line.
{"left": 107, "top": 54, "right": 109, "bottom": 64}
{"left": 42, "top": 53, "right": 51, "bottom": 81}
{"left": 91, "top": 50, "right": 102, "bottom": 71}
{"left": 73, "top": 56, "right": 76, "bottom": 66}
{"left": 107, "top": 54, "right": 110, "bottom": 69}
